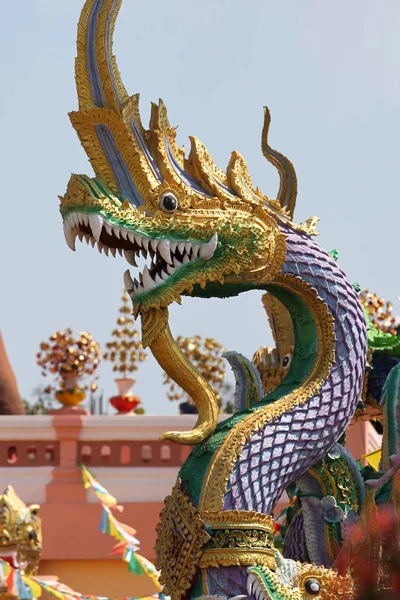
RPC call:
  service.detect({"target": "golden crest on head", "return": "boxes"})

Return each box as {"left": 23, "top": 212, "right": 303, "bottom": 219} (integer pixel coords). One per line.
{"left": 60, "top": 0, "right": 321, "bottom": 233}
{"left": 0, "top": 486, "right": 42, "bottom": 575}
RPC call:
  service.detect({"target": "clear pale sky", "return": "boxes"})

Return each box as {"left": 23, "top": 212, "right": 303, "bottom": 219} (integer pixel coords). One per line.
{"left": 1, "top": 0, "right": 399, "bottom": 414}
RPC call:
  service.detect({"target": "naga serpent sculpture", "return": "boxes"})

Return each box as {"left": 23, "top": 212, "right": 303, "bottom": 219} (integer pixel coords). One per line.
{"left": 59, "top": 1, "right": 400, "bottom": 597}
{"left": 0, "top": 486, "right": 42, "bottom": 577}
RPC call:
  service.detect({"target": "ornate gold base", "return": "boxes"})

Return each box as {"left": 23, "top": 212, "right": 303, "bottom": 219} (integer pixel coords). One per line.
{"left": 155, "top": 480, "right": 277, "bottom": 600}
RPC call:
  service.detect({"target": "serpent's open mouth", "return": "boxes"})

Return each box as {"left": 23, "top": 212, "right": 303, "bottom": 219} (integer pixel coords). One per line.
{"left": 63, "top": 211, "right": 218, "bottom": 297}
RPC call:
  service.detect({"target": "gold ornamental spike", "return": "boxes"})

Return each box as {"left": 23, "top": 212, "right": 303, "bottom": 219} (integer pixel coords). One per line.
{"left": 187, "top": 137, "right": 235, "bottom": 202}
{"left": 148, "top": 100, "right": 186, "bottom": 166}
{"left": 71, "top": 0, "right": 160, "bottom": 207}
{"left": 261, "top": 107, "right": 298, "bottom": 218}
{"left": 75, "top": 0, "right": 127, "bottom": 112}
{"left": 0, "top": 486, "right": 26, "bottom": 513}
{"left": 227, "top": 151, "right": 265, "bottom": 206}
{"left": 68, "top": 0, "right": 303, "bottom": 218}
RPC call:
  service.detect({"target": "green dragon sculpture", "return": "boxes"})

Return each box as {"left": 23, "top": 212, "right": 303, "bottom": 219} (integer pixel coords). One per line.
{"left": 60, "top": 1, "right": 400, "bottom": 598}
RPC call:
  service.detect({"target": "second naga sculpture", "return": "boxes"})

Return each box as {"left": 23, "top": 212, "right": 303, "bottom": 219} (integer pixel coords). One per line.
{"left": 59, "top": 0, "right": 400, "bottom": 597}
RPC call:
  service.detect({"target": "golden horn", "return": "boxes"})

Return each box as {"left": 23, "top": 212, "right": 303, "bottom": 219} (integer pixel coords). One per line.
{"left": 261, "top": 107, "right": 298, "bottom": 218}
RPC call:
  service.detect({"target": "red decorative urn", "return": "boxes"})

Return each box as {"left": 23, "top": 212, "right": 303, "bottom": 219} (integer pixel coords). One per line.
{"left": 110, "top": 378, "right": 141, "bottom": 415}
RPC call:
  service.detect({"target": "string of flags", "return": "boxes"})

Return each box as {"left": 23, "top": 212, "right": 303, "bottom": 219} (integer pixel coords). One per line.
{"left": 81, "top": 465, "right": 162, "bottom": 591}
{"left": 360, "top": 449, "right": 382, "bottom": 471}
{"left": 0, "top": 560, "right": 165, "bottom": 600}
{"left": 0, "top": 466, "right": 166, "bottom": 600}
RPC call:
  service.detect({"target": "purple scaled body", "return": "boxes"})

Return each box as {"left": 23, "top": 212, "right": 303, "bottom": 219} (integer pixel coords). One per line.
{"left": 223, "top": 225, "right": 367, "bottom": 514}
{"left": 204, "top": 226, "right": 367, "bottom": 599}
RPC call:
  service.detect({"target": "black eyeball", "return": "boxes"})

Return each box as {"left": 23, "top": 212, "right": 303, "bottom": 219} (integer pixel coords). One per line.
{"left": 28, "top": 530, "right": 37, "bottom": 541}
{"left": 160, "top": 193, "right": 178, "bottom": 213}
{"left": 282, "top": 354, "right": 292, "bottom": 368}
{"left": 304, "top": 578, "right": 320, "bottom": 595}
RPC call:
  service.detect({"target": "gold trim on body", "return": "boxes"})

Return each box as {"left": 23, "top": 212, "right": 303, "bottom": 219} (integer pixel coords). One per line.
{"left": 155, "top": 480, "right": 211, "bottom": 600}
{"left": 155, "top": 482, "right": 278, "bottom": 600}
{"left": 200, "top": 509, "right": 276, "bottom": 570}
{"left": 141, "top": 308, "right": 220, "bottom": 445}
{"left": 199, "top": 273, "right": 336, "bottom": 512}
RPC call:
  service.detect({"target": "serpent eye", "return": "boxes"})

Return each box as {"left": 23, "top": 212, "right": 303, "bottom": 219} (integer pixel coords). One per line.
{"left": 282, "top": 353, "right": 292, "bottom": 368}
{"left": 28, "top": 530, "right": 37, "bottom": 541}
{"left": 304, "top": 578, "right": 320, "bottom": 595}
{"left": 160, "top": 192, "right": 178, "bottom": 213}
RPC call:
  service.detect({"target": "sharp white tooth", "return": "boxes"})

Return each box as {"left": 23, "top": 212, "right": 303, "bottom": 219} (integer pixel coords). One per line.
{"left": 84, "top": 234, "right": 91, "bottom": 244}
{"left": 112, "top": 227, "right": 120, "bottom": 239}
{"left": 141, "top": 237, "right": 149, "bottom": 251}
{"left": 89, "top": 214, "right": 104, "bottom": 242}
{"left": 199, "top": 233, "right": 218, "bottom": 260}
{"left": 142, "top": 265, "right": 156, "bottom": 291}
{"left": 110, "top": 247, "right": 116, "bottom": 257}
{"left": 178, "top": 242, "right": 185, "bottom": 254}
{"left": 90, "top": 237, "right": 96, "bottom": 248}
{"left": 151, "top": 239, "right": 158, "bottom": 252}
{"left": 191, "top": 244, "right": 200, "bottom": 259}
{"left": 172, "top": 257, "right": 181, "bottom": 268}
{"left": 158, "top": 240, "right": 173, "bottom": 265}
{"left": 82, "top": 214, "right": 89, "bottom": 226}
{"left": 185, "top": 242, "right": 192, "bottom": 255}
{"left": 70, "top": 213, "right": 78, "bottom": 227}
{"left": 182, "top": 253, "right": 190, "bottom": 264}
{"left": 63, "top": 222, "right": 76, "bottom": 251}
{"left": 167, "top": 264, "right": 175, "bottom": 276}
{"left": 160, "top": 269, "right": 169, "bottom": 281}
{"left": 128, "top": 231, "right": 136, "bottom": 244}
{"left": 124, "top": 269, "right": 135, "bottom": 292}
{"left": 121, "top": 229, "right": 129, "bottom": 240}
{"left": 104, "top": 247, "right": 109, "bottom": 257}
{"left": 170, "top": 241, "right": 178, "bottom": 253}
{"left": 124, "top": 250, "right": 137, "bottom": 266}
{"left": 117, "top": 248, "right": 123, "bottom": 256}
{"left": 154, "top": 272, "right": 164, "bottom": 285}
{"left": 97, "top": 242, "right": 103, "bottom": 253}
{"left": 78, "top": 232, "right": 84, "bottom": 242}
{"left": 105, "top": 223, "right": 113, "bottom": 235}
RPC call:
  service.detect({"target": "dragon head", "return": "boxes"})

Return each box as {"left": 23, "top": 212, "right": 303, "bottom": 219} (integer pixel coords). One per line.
{"left": 0, "top": 486, "right": 42, "bottom": 575}
{"left": 247, "top": 554, "right": 353, "bottom": 599}
{"left": 253, "top": 293, "right": 295, "bottom": 395}
{"left": 60, "top": 0, "right": 319, "bottom": 315}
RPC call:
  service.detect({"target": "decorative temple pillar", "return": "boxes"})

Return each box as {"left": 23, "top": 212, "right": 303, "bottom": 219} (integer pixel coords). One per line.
{"left": 46, "top": 414, "right": 86, "bottom": 503}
